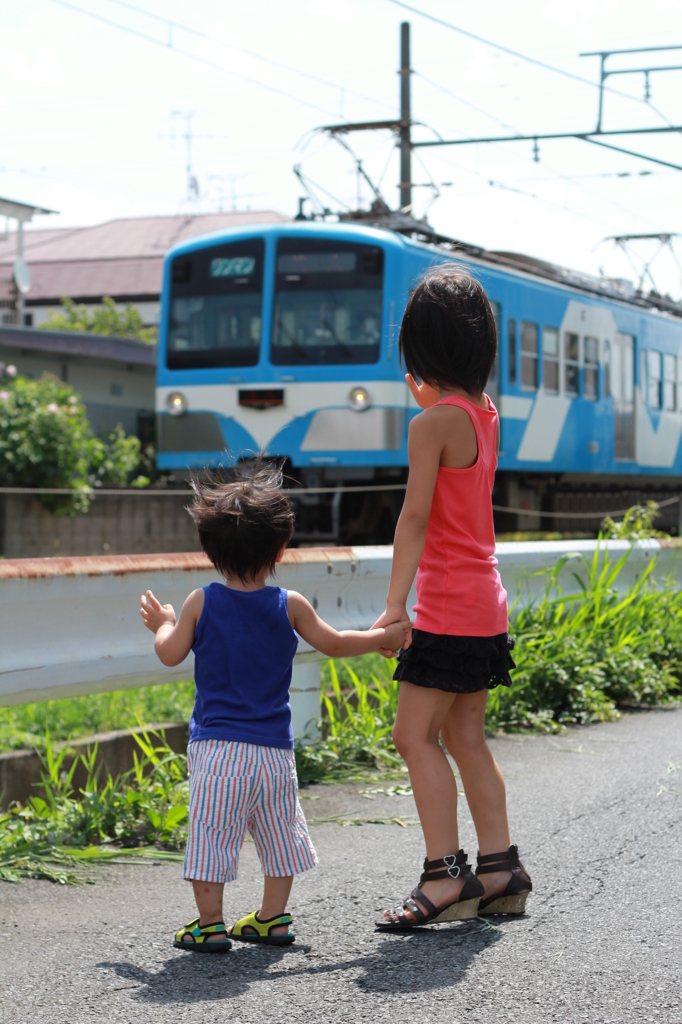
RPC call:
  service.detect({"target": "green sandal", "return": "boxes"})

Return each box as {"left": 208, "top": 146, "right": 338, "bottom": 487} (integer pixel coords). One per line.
{"left": 173, "top": 918, "right": 232, "bottom": 953}
{"left": 229, "top": 910, "right": 295, "bottom": 946}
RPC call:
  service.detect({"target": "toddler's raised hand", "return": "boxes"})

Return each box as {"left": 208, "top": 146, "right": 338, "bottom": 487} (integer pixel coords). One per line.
{"left": 140, "top": 590, "right": 176, "bottom": 634}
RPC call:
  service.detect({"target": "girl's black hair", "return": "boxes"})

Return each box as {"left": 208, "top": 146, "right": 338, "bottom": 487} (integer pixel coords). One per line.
{"left": 187, "top": 459, "right": 294, "bottom": 582}
{"left": 398, "top": 265, "right": 497, "bottom": 395}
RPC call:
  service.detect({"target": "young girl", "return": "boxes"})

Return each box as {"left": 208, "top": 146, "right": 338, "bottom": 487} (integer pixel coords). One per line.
{"left": 374, "top": 267, "right": 532, "bottom": 930}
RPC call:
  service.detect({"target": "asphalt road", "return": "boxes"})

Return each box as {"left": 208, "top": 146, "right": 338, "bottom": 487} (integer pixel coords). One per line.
{"left": 1, "top": 707, "right": 680, "bottom": 1024}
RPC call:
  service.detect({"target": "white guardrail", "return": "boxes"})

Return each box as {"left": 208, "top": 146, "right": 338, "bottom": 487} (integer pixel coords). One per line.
{"left": 0, "top": 540, "right": 679, "bottom": 737}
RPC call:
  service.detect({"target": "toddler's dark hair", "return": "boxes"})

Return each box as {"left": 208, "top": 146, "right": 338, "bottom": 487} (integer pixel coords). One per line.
{"left": 188, "top": 460, "right": 294, "bottom": 582}
{"left": 399, "top": 265, "right": 497, "bottom": 395}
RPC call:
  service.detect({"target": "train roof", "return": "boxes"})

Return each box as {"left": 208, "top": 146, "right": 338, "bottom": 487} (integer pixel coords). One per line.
{"left": 165, "top": 215, "right": 682, "bottom": 322}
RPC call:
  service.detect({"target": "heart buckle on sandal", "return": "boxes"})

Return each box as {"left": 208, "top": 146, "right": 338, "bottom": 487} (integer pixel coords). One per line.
{"left": 443, "top": 854, "right": 461, "bottom": 879}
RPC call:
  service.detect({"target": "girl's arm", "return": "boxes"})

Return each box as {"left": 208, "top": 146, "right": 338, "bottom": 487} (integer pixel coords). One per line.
{"left": 287, "top": 591, "right": 410, "bottom": 658}
{"left": 373, "top": 407, "right": 443, "bottom": 628}
{"left": 140, "top": 588, "right": 204, "bottom": 666}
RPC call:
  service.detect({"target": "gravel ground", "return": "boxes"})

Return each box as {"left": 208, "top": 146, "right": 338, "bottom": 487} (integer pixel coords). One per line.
{"left": 0, "top": 706, "right": 680, "bottom": 1024}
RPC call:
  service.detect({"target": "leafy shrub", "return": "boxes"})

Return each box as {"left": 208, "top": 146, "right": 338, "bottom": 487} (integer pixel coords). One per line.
{"left": 0, "top": 366, "right": 142, "bottom": 513}
{"left": 600, "top": 500, "right": 666, "bottom": 539}
{"left": 40, "top": 296, "right": 157, "bottom": 345}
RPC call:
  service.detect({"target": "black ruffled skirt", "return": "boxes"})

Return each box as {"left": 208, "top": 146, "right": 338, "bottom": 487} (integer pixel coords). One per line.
{"left": 393, "top": 628, "right": 516, "bottom": 694}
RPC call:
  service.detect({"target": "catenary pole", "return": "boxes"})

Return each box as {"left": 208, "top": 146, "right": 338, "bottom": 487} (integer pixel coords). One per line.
{"left": 399, "top": 21, "right": 412, "bottom": 212}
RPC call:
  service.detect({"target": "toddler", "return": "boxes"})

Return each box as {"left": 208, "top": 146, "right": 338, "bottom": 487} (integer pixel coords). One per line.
{"left": 141, "top": 463, "right": 409, "bottom": 951}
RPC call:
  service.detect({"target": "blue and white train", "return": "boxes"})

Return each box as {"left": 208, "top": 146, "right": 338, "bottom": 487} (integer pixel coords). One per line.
{"left": 156, "top": 221, "right": 682, "bottom": 539}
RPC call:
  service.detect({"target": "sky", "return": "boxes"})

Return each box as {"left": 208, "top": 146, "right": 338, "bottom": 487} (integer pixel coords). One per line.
{"left": 2, "top": 0, "right": 682, "bottom": 296}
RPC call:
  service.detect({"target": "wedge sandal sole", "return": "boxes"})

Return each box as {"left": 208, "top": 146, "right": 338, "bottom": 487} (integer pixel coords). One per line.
{"left": 478, "top": 892, "right": 530, "bottom": 916}
{"left": 432, "top": 896, "right": 481, "bottom": 922}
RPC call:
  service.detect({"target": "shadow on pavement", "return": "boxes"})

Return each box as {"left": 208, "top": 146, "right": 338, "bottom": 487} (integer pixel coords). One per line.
{"left": 96, "top": 919, "right": 501, "bottom": 1003}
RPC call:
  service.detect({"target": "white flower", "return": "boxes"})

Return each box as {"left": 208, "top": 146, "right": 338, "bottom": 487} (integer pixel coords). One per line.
{"left": 46, "top": 402, "right": 59, "bottom": 413}
{"left": 0, "top": 391, "right": 9, "bottom": 401}
{"left": 5, "top": 365, "right": 17, "bottom": 377}
{"left": 68, "top": 395, "right": 78, "bottom": 405}
{"left": 68, "top": 406, "right": 78, "bottom": 415}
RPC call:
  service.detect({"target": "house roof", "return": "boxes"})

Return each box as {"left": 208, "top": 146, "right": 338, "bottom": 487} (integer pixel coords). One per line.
{"left": 0, "top": 210, "right": 290, "bottom": 303}
{"left": 0, "top": 324, "right": 156, "bottom": 367}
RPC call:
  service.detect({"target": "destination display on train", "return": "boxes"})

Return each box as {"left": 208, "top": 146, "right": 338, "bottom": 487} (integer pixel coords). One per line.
{"left": 210, "top": 256, "right": 256, "bottom": 277}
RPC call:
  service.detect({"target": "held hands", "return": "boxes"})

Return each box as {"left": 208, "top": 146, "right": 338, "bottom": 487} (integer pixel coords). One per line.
{"left": 140, "top": 590, "right": 176, "bottom": 634}
{"left": 379, "top": 617, "right": 412, "bottom": 657}
{"left": 372, "top": 603, "right": 413, "bottom": 658}
{"left": 406, "top": 373, "right": 440, "bottom": 409}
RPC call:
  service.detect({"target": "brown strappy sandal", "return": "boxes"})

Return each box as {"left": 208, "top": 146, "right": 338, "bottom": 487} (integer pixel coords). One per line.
{"left": 475, "top": 844, "right": 532, "bottom": 915}
{"left": 376, "top": 849, "right": 484, "bottom": 930}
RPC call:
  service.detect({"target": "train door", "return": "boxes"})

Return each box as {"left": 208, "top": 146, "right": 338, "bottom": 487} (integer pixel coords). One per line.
{"left": 486, "top": 300, "right": 501, "bottom": 407}
{"left": 612, "top": 332, "right": 635, "bottom": 460}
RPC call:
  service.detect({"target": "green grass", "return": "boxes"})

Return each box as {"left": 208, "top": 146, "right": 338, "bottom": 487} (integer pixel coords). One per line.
{"left": 2, "top": 541, "right": 681, "bottom": 882}
{"left": 0, "top": 726, "right": 187, "bottom": 882}
{"left": 0, "top": 680, "right": 196, "bottom": 752}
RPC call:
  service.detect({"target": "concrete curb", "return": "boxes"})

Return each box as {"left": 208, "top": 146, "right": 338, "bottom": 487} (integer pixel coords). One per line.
{"left": 0, "top": 721, "right": 189, "bottom": 809}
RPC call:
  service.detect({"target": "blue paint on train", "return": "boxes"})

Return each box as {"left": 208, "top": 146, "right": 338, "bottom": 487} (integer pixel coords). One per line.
{"left": 156, "top": 221, "right": 682, "bottom": 480}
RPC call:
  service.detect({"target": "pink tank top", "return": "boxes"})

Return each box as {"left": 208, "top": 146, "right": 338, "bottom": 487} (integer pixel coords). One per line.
{"left": 413, "top": 394, "right": 508, "bottom": 637}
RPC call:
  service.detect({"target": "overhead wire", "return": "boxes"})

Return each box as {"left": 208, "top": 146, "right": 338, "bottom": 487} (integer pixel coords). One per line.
{"left": 43, "top": 0, "right": 342, "bottom": 118}
{"left": 104, "top": 0, "right": 396, "bottom": 115}
{"left": 384, "top": 0, "right": 677, "bottom": 125}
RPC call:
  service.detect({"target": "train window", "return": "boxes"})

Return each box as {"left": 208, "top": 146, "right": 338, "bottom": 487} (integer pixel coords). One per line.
{"left": 542, "top": 327, "right": 559, "bottom": 394}
{"left": 678, "top": 357, "right": 682, "bottom": 411}
{"left": 564, "top": 332, "right": 579, "bottom": 396}
{"left": 488, "top": 301, "right": 500, "bottom": 382}
{"left": 663, "top": 353, "right": 676, "bottom": 411}
{"left": 166, "top": 238, "right": 264, "bottom": 369}
{"left": 647, "top": 351, "right": 662, "bottom": 409}
{"left": 521, "top": 322, "right": 538, "bottom": 390}
{"left": 603, "top": 340, "right": 611, "bottom": 398}
{"left": 508, "top": 319, "right": 517, "bottom": 385}
{"left": 271, "top": 238, "right": 383, "bottom": 365}
{"left": 584, "top": 336, "right": 599, "bottom": 400}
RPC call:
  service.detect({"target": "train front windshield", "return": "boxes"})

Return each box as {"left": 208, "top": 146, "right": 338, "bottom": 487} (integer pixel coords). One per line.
{"left": 166, "top": 238, "right": 264, "bottom": 369}
{"left": 272, "top": 238, "right": 383, "bottom": 365}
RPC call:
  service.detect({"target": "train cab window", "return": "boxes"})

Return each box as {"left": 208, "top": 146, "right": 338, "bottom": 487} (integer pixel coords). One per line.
{"left": 647, "top": 351, "right": 662, "bottom": 409}
{"left": 508, "top": 318, "right": 517, "bottom": 385}
{"left": 542, "top": 327, "right": 559, "bottom": 394}
{"left": 584, "top": 336, "right": 599, "bottom": 400}
{"left": 521, "top": 321, "right": 538, "bottom": 390}
{"left": 564, "top": 332, "right": 579, "bottom": 396}
{"left": 271, "top": 239, "right": 383, "bottom": 365}
{"left": 166, "top": 238, "right": 264, "bottom": 369}
{"left": 663, "top": 353, "right": 676, "bottom": 411}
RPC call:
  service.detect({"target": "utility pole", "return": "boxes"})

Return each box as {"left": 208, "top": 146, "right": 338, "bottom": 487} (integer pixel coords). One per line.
{"left": 399, "top": 22, "right": 412, "bottom": 213}
{"left": 317, "top": 22, "right": 413, "bottom": 214}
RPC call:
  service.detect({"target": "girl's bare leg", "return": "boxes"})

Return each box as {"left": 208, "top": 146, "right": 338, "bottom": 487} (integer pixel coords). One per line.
{"left": 440, "top": 690, "right": 512, "bottom": 899}
{"left": 389, "top": 681, "right": 464, "bottom": 921}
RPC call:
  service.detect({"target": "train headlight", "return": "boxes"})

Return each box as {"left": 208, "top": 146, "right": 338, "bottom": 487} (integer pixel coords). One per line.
{"left": 166, "top": 391, "right": 188, "bottom": 417}
{"left": 348, "top": 386, "right": 371, "bottom": 412}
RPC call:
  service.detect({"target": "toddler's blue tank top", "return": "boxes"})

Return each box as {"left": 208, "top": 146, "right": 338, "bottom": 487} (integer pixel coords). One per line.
{"left": 190, "top": 582, "right": 299, "bottom": 749}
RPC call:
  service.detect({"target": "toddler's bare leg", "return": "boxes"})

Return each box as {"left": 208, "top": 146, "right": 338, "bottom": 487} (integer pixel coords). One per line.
{"left": 188, "top": 880, "right": 226, "bottom": 942}
{"left": 390, "top": 681, "right": 463, "bottom": 921}
{"left": 260, "top": 874, "right": 294, "bottom": 934}
{"left": 440, "top": 691, "right": 512, "bottom": 898}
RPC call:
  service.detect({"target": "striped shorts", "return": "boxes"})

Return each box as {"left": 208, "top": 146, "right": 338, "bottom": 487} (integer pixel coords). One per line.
{"left": 183, "top": 739, "right": 318, "bottom": 884}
